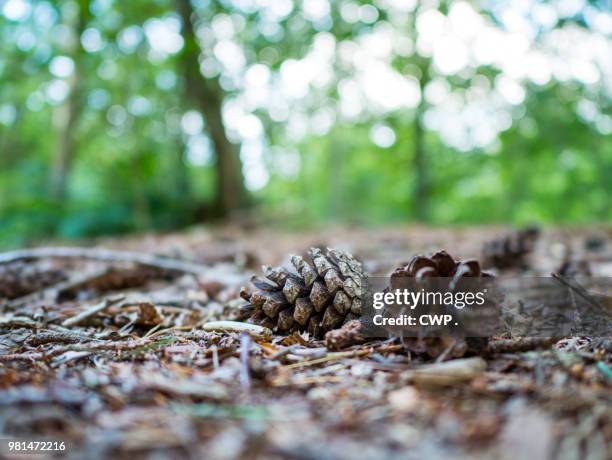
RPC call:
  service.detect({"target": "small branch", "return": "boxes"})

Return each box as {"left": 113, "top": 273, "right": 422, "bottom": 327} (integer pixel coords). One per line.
{"left": 487, "top": 337, "right": 558, "bottom": 354}
{"left": 0, "top": 335, "right": 174, "bottom": 362}
{"left": 61, "top": 295, "right": 125, "bottom": 327}
{"left": 201, "top": 321, "right": 272, "bottom": 340}
{"left": 0, "top": 246, "right": 209, "bottom": 275}
{"left": 283, "top": 349, "right": 371, "bottom": 370}
{"left": 407, "top": 357, "right": 487, "bottom": 386}
{"left": 26, "top": 331, "right": 99, "bottom": 347}
{"left": 239, "top": 333, "right": 252, "bottom": 393}
{"left": 0, "top": 316, "right": 40, "bottom": 329}
{"left": 551, "top": 273, "right": 607, "bottom": 312}
{"left": 6, "top": 267, "right": 109, "bottom": 308}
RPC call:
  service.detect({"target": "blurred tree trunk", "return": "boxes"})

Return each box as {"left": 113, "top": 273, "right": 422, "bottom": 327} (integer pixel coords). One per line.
{"left": 132, "top": 151, "right": 152, "bottom": 230}
{"left": 0, "top": 107, "right": 24, "bottom": 167}
{"left": 176, "top": 0, "right": 247, "bottom": 218}
{"left": 413, "top": 59, "right": 431, "bottom": 222}
{"left": 328, "top": 132, "right": 343, "bottom": 220}
{"left": 51, "top": 0, "right": 89, "bottom": 201}
{"left": 174, "top": 139, "right": 191, "bottom": 197}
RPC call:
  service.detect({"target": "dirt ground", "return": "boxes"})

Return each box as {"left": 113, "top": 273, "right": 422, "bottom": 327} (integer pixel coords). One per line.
{"left": 0, "top": 225, "right": 610, "bottom": 460}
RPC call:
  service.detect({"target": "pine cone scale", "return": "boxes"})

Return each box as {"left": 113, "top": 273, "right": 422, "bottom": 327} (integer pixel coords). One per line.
{"left": 282, "top": 276, "right": 306, "bottom": 304}
{"left": 322, "top": 306, "right": 344, "bottom": 330}
{"left": 294, "top": 298, "right": 314, "bottom": 325}
{"left": 310, "top": 281, "right": 331, "bottom": 311}
{"left": 262, "top": 291, "right": 287, "bottom": 317}
{"left": 291, "top": 255, "right": 318, "bottom": 286}
{"left": 324, "top": 269, "right": 343, "bottom": 293}
{"left": 277, "top": 308, "right": 295, "bottom": 332}
{"left": 333, "top": 290, "right": 351, "bottom": 314}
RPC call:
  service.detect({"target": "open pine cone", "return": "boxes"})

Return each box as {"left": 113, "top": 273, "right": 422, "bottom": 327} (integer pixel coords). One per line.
{"left": 482, "top": 227, "right": 539, "bottom": 270}
{"left": 390, "top": 250, "right": 493, "bottom": 358}
{"left": 239, "top": 248, "right": 365, "bottom": 338}
{"left": 391, "top": 250, "right": 492, "bottom": 284}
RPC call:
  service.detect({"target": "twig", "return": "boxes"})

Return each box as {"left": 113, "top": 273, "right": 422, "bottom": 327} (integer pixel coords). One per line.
{"left": 5, "top": 267, "right": 109, "bottom": 308}
{"left": 405, "top": 357, "right": 487, "bottom": 386}
{"left": 211, "top": 345, "right": 219, "bottom": 368}
{"left": 26, "top": 331, "right": 100, "bottom": 347}
{"left": 487, "top": 337, "right": 558, "bottom": 353}
{"left": 0, "top": 316, "right": 40, "bottom": 328}
{"left": 0, "top": 246, "right": 209, "bottom": 274}
{"left": 61, "top": 295, "right": 125, "bottom": 327}
{"left": 201, "top": 320, "right": 272, "bottom": 339}
{"left": 143, "top": 323, "right": 163, "bottom": 338}
{"left": 551, "top": 273, "right": 607, "bottom": 311}
{"left": 435, "top": 339, "right": 459, "bottom": 363}
{"left": 51, "top": 351, "right": 93, "bottom": 367}
{"left": 239, "top": 333, "right": 252, "bottom": 393}
{"left": 283, "top": 349, "right": 371, "bottom": 369}
{"left": 0, "top": 336, "right": 173, "bottom": 361}
{"left": 146, "top": 321, "right": 206, "bottom": 339}
{"left": 272, "top": 376, "right": 345, "bottom": 386}
{"left": 269, "top": 345, "right": 301, "bottom": 361}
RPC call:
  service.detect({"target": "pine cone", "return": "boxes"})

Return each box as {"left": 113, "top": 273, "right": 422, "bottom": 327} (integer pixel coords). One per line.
{"left": 482, "top": 227, "right": 539, "bottom": 270}
{"left": 391, "top": 250, "right": 491, "bottom": 283}
{"left": 389, "top": 250, "right": 492, "bottom": 358}
{"left": 240, "top": 248, "right": 365, "bottom": 338}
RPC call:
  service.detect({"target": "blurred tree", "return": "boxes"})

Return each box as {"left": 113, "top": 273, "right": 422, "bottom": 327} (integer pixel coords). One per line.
{"left": 51, "top": 0, "right": 90, "bottom": 201}
{"left": 176, "top": 0, "right": 246, "bottom": 218}
{"left": 412, "top": 54, "right": 431, "bottom": 222}
{"left": 0, "top": 0, "right": 610, "bottom": 249}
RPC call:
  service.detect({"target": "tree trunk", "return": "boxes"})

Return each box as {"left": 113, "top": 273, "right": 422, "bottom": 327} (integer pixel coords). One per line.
{"left": 413, "top": 61, "right": 430, "bottom": 222}
{"left": 131, "top": 151, "right": 152, "bottom": 230}
{"left": 328, "top": 131, "right": 344, "bottom": 221}
{"left": 176, "top": 0, "right": 247, "bottom": 218}
{"left": 174, "top": 138, "right": 191, "bottom": 198}
{"left": 52, "top": 77, "right": 80, "bottom": 201}
{"left": 51, "top": 0, "right": 88, "bottom": 201}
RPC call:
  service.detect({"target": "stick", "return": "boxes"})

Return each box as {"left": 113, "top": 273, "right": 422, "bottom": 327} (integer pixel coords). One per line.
{"left": 407, "top": 357, "right": 487, "bottom": 385}
{"left": 435, "top": 338, "right": 459, "bottom": 363}
{"left": 6, "top": 267, "right": 110, "bottom": 308}
{"left": 551, "top": 273, "right": 607, "bottom": 312}
{"left": 239, "top": 333, "right": 252, "bottom": 393}
{"left": 61, "top": 295, "right": 125, "bottom": 327}
{"left": 487, "top": 337, "right": 558, "bottom": 353}
{"left": 283, "top": 349, "right": 371, "bottom": 369}
{"left": 0, "top": 337, "right": 138, "bottom": 361}
{"left": 146, "top": 321, "right": 206, "bottom": 339}
{"left": 26, "top": 331, "right": 100, "bottom": 347}
{"left": 272, "top": 376, "right": 345, "bottom": 386}
{"left": 0, "top": 246, "right": 209, "bottom": 274}
{"left": 201, "top": 321, "right": 272, "bottom": 339}
{"left": 0, "top": 335, "right": 174, "bottom": 362}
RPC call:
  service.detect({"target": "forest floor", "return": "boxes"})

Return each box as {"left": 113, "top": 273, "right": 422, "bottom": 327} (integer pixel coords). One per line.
{"left": 0, "top": 225, "right": 610, "bottom": 460}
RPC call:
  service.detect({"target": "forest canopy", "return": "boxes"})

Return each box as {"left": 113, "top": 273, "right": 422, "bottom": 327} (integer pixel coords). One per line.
{"left": 0, "top": 0, "right": 610, "bottom": 248}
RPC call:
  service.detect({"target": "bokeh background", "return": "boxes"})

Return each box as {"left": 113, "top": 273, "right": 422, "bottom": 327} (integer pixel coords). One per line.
{"left": 0, "top": 0, "right": 611, "bottom": 248}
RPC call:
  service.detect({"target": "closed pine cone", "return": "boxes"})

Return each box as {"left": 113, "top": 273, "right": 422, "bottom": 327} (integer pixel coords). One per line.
{"left": 240, "top": 248, "right": 365, "bottom": 338}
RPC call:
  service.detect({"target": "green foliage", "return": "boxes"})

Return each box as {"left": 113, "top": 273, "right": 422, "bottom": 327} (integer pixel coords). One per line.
{"left": 0, "top": 0, "right": 610, "bottom": 249}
